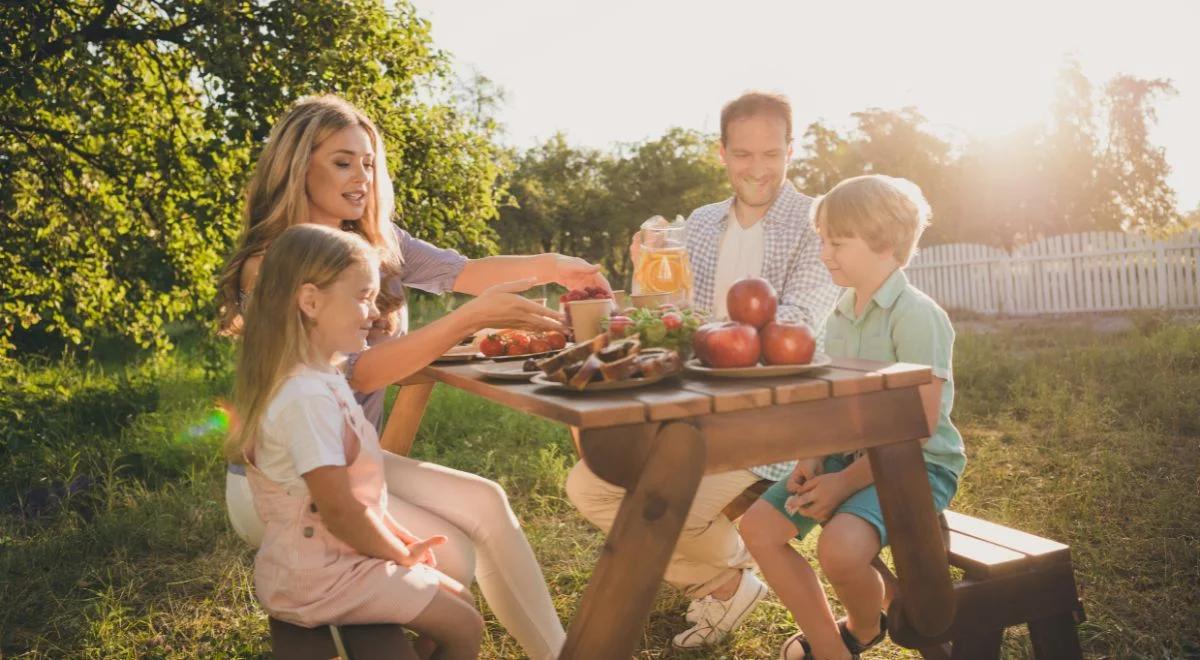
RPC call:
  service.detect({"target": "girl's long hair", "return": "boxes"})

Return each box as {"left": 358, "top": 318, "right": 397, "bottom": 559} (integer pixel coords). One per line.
{"left": 225, "top": 224, "right": 378, "bottom": 464}
{"left": 218, "top": 94, "right": 401, "bottom": 334}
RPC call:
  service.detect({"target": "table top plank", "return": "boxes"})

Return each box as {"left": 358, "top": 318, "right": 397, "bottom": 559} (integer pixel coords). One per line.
{"left": 771, "top": 376, "right": 831, "bottom": 404}
{"left": 829, "top": 358, "right": 933, "bottom": 389}
{"left": 680, "top": 379, "right": 774, "bottom": 413}
{"left": 809, "top": 365, "right": 886, "bottom": 396}
{"left": 632, "top": 384, "right": 714, "bottom": 421}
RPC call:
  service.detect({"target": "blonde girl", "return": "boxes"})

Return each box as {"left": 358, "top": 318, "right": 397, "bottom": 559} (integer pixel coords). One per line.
{"left": 232, "top": 224, "right": 483, "bottom": 657}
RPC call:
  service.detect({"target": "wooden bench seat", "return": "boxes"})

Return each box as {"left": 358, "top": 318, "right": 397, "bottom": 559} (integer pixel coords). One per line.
{"left": 890, "top": 510, "right": 1086, "bottom": 660}
{"left": 269, "top": 617, "right": 415, "bottom": 660}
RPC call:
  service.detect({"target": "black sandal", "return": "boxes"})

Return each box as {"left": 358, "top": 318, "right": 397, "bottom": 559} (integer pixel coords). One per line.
{"left": 779, "top": 631, "right": 815, "bottom": 660}
{"left": 837, "top": 611, "right": 887, "bottom": 655}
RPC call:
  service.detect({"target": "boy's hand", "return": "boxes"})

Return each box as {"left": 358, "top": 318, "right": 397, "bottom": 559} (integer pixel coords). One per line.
{"left": 790, "top": 472, "right": 853, "bottom": 523}
{"left": 786, "top": 457, "right": 824, "bottom": 494}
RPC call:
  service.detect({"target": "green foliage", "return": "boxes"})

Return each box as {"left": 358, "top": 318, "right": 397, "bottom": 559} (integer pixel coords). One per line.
{"left": 0, "top": 0, "right": 508, "bottom": 357}
{"left": 496, "top": 129, "right": 728, "bottom": 287}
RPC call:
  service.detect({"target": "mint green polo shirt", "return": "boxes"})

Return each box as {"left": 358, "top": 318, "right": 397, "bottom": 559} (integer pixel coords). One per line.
{"left": 824, "top": 269, "right": 966, "bottom": 478}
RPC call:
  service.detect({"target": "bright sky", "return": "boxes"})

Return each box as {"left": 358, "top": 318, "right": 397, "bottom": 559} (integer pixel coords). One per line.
{"left": 410, "top": 0, "right": 1200, "bottom": 211}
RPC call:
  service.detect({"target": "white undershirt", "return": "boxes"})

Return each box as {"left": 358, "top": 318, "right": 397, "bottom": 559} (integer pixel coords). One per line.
{"left": 712, "top": 208, "right": 765, "bottom": 320}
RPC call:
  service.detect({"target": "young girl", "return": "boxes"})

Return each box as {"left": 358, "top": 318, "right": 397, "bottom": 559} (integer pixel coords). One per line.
{"left": 230, "top": 224, "right": 484, "bottom": 656}
{"left": 739, "top": 176, "right": 964, "bottom": 660}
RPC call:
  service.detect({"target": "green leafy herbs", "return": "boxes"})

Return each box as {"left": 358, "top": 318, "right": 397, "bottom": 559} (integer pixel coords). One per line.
{"left": 601, "top": 306, "right": 705, "bottom": 356}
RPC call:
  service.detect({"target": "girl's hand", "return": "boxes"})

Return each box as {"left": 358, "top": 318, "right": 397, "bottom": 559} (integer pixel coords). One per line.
{"left": 551, "top": 254, "right": 611, "bottom": 293}
{"left": 460, "top": 278, "right": 567, "bottom": 333}
{"left": 786, "top": 457, "right": 824, "bottom": 494}
{"left": 790, "top": 472, "right": 853, "bottom": 523}
{"left": 397, "top": 535, "right": 447, "bottom": 568}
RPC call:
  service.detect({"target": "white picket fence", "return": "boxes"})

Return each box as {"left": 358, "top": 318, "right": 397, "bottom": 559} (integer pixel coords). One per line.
{"left": 905, "top": 230, "right": 1200, "bottom": 315}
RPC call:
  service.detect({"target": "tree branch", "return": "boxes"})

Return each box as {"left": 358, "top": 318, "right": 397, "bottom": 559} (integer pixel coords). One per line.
{"left": 24, "top": 3, "right": 206, "bottom": 67}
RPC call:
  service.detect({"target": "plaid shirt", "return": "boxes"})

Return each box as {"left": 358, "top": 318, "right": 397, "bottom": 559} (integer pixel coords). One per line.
{"left": 685, "top": 181, "right": 841, "bottom": 481}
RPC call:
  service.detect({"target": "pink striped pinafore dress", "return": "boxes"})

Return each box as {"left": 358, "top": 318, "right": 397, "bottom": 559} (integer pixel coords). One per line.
{"left": 244, "top": 379, "right": 441, "bottom": 627}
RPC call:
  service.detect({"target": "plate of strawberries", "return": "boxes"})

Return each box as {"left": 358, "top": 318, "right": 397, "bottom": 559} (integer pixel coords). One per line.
{"left": 477, "top": 329, "right": 570, "bottom": 361}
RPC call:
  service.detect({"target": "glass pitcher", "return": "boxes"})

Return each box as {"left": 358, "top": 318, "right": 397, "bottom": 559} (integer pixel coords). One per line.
{"left": 632, "top": 215, "right": 693, "bottom": 306}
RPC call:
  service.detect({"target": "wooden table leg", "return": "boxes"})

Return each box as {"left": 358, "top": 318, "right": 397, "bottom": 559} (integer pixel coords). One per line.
{"left": 869, "top": 437, "right": 956, "bottom": 638}
{"left": 378, "top": 380, "right": 435, "bottom": 456}
{"left": 560, "top": 421, "right": 706, "bottom": 659}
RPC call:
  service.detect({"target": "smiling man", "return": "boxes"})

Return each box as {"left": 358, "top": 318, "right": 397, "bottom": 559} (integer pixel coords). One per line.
{"left": 566, "top": 92, "right": 841, "bottom": 649}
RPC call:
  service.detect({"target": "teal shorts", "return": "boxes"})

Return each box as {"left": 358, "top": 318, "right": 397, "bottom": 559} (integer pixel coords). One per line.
{"left": 760, "top": 454, "right": 958, "bottom": 547}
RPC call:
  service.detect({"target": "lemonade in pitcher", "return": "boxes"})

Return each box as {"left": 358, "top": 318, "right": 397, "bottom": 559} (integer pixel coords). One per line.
{"left": 633, "top": 215, "right": 693, "bottom": 305}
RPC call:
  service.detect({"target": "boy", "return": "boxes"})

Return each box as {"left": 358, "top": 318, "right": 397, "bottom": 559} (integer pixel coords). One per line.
{"left": 739, "top": 175, "right": 965, "bottom": 659}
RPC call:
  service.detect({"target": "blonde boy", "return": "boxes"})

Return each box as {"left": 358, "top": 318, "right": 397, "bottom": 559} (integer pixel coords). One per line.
{"left": 739, "top": 175, "right": 965, "bottom": 660}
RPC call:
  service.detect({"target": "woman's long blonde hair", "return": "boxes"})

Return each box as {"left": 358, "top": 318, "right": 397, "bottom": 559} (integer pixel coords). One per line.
{"left": 218, "top": 94, "right": 401, "bottom": 334}
{"left": 225, "top": 224, "right": 379, "bottom": 464}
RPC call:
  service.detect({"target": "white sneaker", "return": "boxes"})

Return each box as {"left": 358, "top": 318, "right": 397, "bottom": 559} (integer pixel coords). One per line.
{"left": 672, "top": 570, "right": 768, "bottom": 649}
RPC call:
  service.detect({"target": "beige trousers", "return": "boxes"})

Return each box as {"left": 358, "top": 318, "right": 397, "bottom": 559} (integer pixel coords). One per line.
{"left": 564, "top": 459, "right": 761, "bottom": 598}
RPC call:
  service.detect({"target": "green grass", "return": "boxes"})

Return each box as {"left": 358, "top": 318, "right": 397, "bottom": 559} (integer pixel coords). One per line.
{"left": 2, "top": 317, "right": 1198, "bottom": 658}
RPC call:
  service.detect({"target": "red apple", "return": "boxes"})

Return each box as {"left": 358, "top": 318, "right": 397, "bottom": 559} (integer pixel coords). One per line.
{"left": 699, "top": 322, "right": 761, "bottom": 368}
{"left": 761, "top": 321, "right": 816, "bottom": 365}
{"left": 727, "top": 277, "right": 778, "bottom": 329}
{"left": 692, "top": 321, "right": 726, "bottom": 364}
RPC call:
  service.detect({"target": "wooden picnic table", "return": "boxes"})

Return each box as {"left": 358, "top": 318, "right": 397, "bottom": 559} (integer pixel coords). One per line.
{"left": 380, "top": 356, "right": 956, "bottom": 659}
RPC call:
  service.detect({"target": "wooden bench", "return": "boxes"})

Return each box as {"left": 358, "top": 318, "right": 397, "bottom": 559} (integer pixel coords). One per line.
{"left": 724, "top": 490, "right": 1085, "bottom": 659}
{"left": 268, "top": 617, "right": 415, "bottom": 660}
{"left": 888, "top": 510, "right": 1086, "bottom": 659}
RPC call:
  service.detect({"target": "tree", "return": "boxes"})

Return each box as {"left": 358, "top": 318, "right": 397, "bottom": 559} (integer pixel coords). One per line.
{"left": 1098, "top": 75, "right": 1180, "bottom": 234}
{"left": 0, "top": 0, "right": 508, "bottom": 357}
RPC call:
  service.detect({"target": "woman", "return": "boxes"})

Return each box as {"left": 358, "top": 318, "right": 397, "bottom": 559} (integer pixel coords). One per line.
{"left": 219, "top": 95, "right": 598, "bottom": 658}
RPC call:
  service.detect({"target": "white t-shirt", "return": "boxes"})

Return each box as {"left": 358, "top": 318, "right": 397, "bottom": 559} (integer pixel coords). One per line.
{"left": 711, "top": 208, "right": 765, "bottom": 320}
{"left": 255, "top": 366, "right": 356, "bottom": 495}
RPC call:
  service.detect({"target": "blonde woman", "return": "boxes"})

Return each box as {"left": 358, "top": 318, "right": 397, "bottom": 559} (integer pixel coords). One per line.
{"left": 221, "top": 96, "right": 575, "bottom": 658}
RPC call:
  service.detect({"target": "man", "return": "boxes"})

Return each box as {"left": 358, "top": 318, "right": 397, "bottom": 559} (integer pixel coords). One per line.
{"left": 565, "top": 92, "right": 840, "bottom": 649}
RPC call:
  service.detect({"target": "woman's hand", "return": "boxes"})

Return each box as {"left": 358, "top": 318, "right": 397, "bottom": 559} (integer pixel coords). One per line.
{"left": 549, "top": 254, "right": 611, "bottom": 293}
{"left": 459, "top": 278, "right": 567, "bottom": 334}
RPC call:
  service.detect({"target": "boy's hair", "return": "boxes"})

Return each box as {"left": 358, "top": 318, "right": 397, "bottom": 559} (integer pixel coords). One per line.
{"left": 217, "top": 94, "right": 401, "bottom": 335}
{"left": 720, "top": 92, "right": 793, "bottom": 145}
{"left": 224, "top": 224, "right": 379, "bottom": 464}
{"left": 811, "top": 175, "right": 931, "bottom": 265}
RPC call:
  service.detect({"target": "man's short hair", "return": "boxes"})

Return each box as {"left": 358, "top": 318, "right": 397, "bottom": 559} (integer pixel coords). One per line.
{"left": 812, "top": 175, "right": 932, "bottom": 266}
{"left": 720, "top": 92, "right": 793, "bottom": 145}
